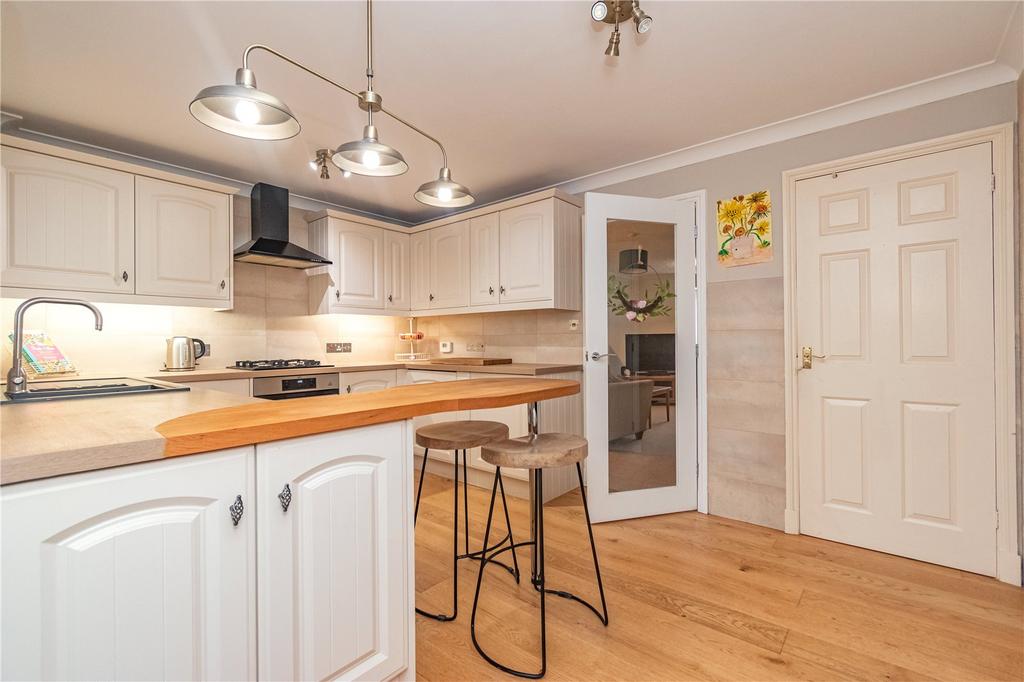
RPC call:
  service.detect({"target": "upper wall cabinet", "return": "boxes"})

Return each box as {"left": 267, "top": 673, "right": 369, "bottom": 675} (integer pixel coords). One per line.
{"left": 135, "top": 177, "right": 231, "bottom": 301}
{"left": 308, "top": 191, "right": 581, "bottom": 317}
{"left": 428, "top": 221, "right": 470, "bottom": 309}
{"left": 1, "top": 147, "right": 135, "bottom": 295}
{"left": 1, "top": 143, "right": 235, "bottom": 308}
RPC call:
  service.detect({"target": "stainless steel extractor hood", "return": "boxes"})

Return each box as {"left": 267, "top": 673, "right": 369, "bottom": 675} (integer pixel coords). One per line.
{"left": 234, "top": 183, "right": 332, "bottom": 269}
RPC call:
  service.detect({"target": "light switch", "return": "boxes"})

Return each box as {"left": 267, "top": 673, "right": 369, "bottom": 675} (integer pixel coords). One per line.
{"left": 440, "top": 341, "right": 454, "bottom": 353}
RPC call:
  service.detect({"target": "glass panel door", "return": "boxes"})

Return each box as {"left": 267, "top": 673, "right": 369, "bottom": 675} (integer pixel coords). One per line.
{"left": 584, "top": 193, "right": 697, "bottom": 523}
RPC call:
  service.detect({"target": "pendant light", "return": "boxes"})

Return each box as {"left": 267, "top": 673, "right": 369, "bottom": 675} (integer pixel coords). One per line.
{"left": 591, "top": 0, "right": 653, "bottom": 57}
{"left": 619, "top": 245, "right": 648, "bottom": 274}
{"left": 188, "top": 0, "right": 474, "bottom": 208}
{"left": 189, "top": 67, "right": 300, "bottom": 140}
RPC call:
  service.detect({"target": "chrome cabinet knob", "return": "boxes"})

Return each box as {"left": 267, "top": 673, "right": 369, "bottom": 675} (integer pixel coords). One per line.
{"left": 228, "top": 495, "right": 244, "bottom": 526}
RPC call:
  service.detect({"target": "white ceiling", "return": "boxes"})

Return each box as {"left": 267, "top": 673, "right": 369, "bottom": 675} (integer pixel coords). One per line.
{"left": 2, "top": 1, "right": 1019, "bottom": 224}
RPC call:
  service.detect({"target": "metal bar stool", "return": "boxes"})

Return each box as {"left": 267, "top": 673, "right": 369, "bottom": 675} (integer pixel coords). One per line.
{"left": 470, "top": 433, "right": 608, "bottom": 678}
{"left": 413, "top": 420, "right": 520, "bottom": 622}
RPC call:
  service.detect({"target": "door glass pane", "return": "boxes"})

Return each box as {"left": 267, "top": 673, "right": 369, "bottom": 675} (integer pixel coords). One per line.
{"left": 606, "top": 219, "right": 678, "bottom": 493}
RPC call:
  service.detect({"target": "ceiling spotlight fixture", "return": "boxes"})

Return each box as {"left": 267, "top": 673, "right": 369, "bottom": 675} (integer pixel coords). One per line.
{"left": 591, "top": 0, "right": 652, "bottom": 57}
{"left": 631, "top": 1, "right": 653, "bottom": 33}
{"left": 189, "top": 0, "right": 473, "bottom": 207}
{"left": 312, "top": 149, "right": 331, "bottom": 179}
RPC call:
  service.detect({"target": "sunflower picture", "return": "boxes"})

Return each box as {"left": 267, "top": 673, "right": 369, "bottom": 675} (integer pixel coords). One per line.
{"left": 716, "top": 190, "right": 773, "bottom": 267}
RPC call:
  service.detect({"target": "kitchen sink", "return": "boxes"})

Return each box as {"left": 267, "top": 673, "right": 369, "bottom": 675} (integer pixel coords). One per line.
{"left": 1, "top": 377, "right": 190, "bottom": 403}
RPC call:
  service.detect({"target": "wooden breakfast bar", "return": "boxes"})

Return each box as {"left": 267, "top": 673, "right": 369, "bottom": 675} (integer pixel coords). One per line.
{"left": 0, "top": 377, "right": 579, "bottom": 682}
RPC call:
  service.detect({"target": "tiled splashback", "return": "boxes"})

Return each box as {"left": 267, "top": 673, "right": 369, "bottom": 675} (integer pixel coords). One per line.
{"left": 402, "top": 310, "right": 583, "bottom": 364}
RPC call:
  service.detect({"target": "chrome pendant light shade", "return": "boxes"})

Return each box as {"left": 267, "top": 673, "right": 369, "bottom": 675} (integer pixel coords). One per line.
{"left": 331, "top": 124, "right": 408, "bottom": 177}
{"left": 189, "top": 68, "right": 300, "bottom": 140}
{"left": 414, "top": 167, "right": 474, "bottom": 208}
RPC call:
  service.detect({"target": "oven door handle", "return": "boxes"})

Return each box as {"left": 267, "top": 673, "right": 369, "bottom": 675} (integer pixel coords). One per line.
{"left": 257, "top": 388, "right": 341, "bottom": 400}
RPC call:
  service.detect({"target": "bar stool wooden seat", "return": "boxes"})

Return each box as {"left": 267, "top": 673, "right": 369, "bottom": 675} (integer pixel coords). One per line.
{"left": 413, "top": 420, "right": 520, "bottom": 622}
{"left": 470, "top": 433, "right": 609, "bottom": 679}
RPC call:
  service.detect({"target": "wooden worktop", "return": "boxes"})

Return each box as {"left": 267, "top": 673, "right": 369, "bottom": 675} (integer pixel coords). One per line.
{"left": 157, "top": 378, "right": 579, "bottom": 457}
{"left": 144, "top": 361, "right": 582, "bottom": 382}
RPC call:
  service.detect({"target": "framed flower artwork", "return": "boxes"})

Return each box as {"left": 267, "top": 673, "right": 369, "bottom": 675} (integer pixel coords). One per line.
{"left": 716, "top": 190, "right": 773, "bottom": 267}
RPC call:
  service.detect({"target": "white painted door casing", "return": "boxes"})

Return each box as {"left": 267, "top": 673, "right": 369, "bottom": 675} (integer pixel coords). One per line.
{"left": 256, "top": 425, "right": 410, "bottom": 682}
{"left": 135, "top": 176, "right": 231, "bottom": 300}
{"left": 469, "top": 213, "right": 500, "bottom": 306}
{"left": 0, "top": 448, "right": 257, "bottom": 681}
{"left": 498, "top": 201, "right": 553, "bottom": 303}
{"left": 429, "top": 221, "right": 470, "bottom": 309}
{"left": 795, "top": 143, "right": 997, "bottom": 575}
{"left": 1, "top": 147, "right": 135, "bottom": 294}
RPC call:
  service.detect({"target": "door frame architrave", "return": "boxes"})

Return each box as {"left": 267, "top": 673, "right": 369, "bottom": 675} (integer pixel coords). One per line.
{"left": 781, "top": 123, "right": 1019, "bottom": 585}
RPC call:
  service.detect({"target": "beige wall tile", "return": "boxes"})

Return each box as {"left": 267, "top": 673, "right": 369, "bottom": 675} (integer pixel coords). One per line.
{"left": 265, "top": 267, "right": 309, "bottom": 302}
{"left": 708, "top": 329, "right": 784, "bottom": 383}
{"left": 708, "top": 426, "right": 786, "bottom": 488}
{"left": 707, "top": 277, "right": 784, "bottom": 331}
{"left": 708, "top": 473, "right": 785, "bottom": 530}
{"left": 707, "top": 379, "right": 785, "bottom": 435}
{"left": 233, "top": 262, "right": 266, "bottom": 298}
{"left": 483, "top": 310, "right": 538, "bottom": 335}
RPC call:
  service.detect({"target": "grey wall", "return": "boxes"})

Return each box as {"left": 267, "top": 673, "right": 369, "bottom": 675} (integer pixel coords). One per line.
{"left": 593, "top": 82, "right": 1020, "bottom": 530}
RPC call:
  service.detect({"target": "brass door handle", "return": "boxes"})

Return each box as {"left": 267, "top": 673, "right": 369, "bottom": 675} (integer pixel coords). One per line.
{"left": 801, "top": 346, "right": 826, "bottom": 369}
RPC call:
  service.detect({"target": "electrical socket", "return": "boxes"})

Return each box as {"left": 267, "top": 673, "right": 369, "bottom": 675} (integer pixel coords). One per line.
{"left": 326, "top": 342, "right": 352, "bottom": 353}
{"left": 569, "top": 319, "right": 579, "bottom": 331}
{"left": 466, "top": 343, "right": 485, "bottom": 352}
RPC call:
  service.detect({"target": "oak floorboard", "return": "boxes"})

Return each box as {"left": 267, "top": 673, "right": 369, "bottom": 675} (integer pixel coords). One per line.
{"left": 414, "top": 473, "right": 1023, "bottom": 681}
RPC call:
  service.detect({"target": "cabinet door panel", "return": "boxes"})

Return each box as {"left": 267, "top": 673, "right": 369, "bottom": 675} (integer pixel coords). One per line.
{"left": 1, "top": 448, "right": 256, "bottom": 682}
{"left": 384, "top": 231, "right": 410, "bottom": 310}
{"left": 499, "top": 201, "right": 553, "bottom": 303}
{"left": 342, "top": 369, "right": 397, "bottom": 394}
{"left": 469, "top": 214, "right": 500, "bottom": 306}
{"left": 398, "top": 369, "right": 464, "bottom": 464}
{"left": 466, "top": 372, "right": 531, "bottom": 481}
{"left": 410, "top": 231, "right": 431, "bottom": 311}
{"left": 257, "top": 424, "right": 409, "bottom": 682}
{"left": 1, "top": 147, "right": 135, "bottom": 293}
{"left": 334, "top": 222, "right": 384, "bottom": 309}
{"left": 135, "top": 177, "right": 231, "bottom": 300}
{"left": 429, "top": 222, "right": 469, "bottom": 309}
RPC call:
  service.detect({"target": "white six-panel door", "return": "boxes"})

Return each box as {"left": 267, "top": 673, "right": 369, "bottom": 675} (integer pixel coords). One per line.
{"left": 0, "top": 448, "right": 256, "bottom": 681}
{"left": 257, "top": 424, "right": 410, "bottom": 682}
{"left": 795, "top": 142, "right": 997, "bottom": 575}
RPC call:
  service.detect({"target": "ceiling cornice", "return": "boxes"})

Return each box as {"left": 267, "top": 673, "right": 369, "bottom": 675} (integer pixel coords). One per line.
{"left": 554, "top": 60, "right": 1019, "bottom": 195}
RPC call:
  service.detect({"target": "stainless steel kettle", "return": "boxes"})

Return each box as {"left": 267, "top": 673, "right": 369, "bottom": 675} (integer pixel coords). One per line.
{"left": 165, "top": 336, "right": 208, "bottom": 371}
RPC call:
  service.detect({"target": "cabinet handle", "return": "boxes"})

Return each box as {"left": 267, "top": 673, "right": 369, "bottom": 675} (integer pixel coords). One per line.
{"left": 220, "top": 279, "right": 226, "bottom": 290}
{"left": 278, "top": 484, "right": 292, "bottom": 513}
{"left": 499, "top": 286, "right": 506, "bottom": 295}
{"left": 387, "top": 294, "right": 393, "bottom": 303}
{"left": 429, "top": 293, "right": 435, "bottom": 301}
{"left": 346, "top": 385, "right": 353, "bottom": 394}
{"left": 336, "top": 290, "right": 341, "bottom": 301}
{"left": 122, "top": 270, "right": 129, "bottom": 283}
{"left": 229, "top": 495, "right": 244, "bottom": 526}
{"left": 488, "top": 286, "right": 494, "bottom": 296}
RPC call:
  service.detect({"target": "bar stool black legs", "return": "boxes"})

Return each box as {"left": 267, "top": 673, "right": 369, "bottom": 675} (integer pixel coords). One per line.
{"left": 413, "top": 447, "right": 520, "bottom": 622}
{"left": 470, "top": 462, "right": 609, "bottom": 678}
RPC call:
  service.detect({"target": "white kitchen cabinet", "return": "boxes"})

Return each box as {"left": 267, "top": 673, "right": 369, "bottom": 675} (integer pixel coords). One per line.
{"left": 469, "top": 213, "right": 500, "bottom": 306}
{"left": 428, "top": 221, "right": 470, "bottom": 309}
{"left": 1, "top": 146, "right": 135, "bottom": 294}
{"left": 409, "top": 230, "right": 432, "bottom": 311}
{"left": 176, "top": 377, "right": 252, "bottom": 397}
{"left": 341, "top": 369, "right": 398, "bottom": 394}
{"left": 384, "top": 230, "right": 410, "bottom": 311}
{"left": 499, "top": 200, "right": 553, "bottom": 303}
{"left": 256, "top": 424, "right": 411, "bottom": 682}
{"left": 398, "top": 369, "right": 464, "bottom": 466}
{"left": 464, "top": 371, "right": 532, "bottom": 482}
{"left": 135, "top": 176, "right": 231, "bottom": 300}
{"left": 333, "top": 221, "right": 385, "bottom": 309}
{"left": 0, "top": 447, "right": 257, "bottom": 681}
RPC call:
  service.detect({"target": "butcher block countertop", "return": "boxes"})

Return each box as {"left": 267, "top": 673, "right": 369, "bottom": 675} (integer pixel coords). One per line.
{"left": 1, "top": 378, "right": 578, "bottom": 485}
{"left": 157, "top": 378, "right": 579, "bottom": 457}
{"left": 145, "top": 361, "right": 582, "bottom": 382}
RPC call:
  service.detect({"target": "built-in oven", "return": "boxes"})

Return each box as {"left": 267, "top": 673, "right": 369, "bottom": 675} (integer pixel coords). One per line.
{"left": 251, "top": 373, "right": 341, "bottom": 400}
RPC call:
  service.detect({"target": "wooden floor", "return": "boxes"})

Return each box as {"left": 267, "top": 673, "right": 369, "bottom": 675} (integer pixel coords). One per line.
{"left": 413, "top": 473, "right": 1023, "bottom": 681}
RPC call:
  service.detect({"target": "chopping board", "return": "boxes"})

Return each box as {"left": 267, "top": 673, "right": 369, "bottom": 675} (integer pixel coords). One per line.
{"left": 429, "top": 357, "right": 513, "bottom": 366}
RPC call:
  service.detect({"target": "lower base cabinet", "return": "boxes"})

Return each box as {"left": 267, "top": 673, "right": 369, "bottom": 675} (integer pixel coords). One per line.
{"left": 257, "top": 423, "right": 412, "bottom": 681}
{"left": 0, "top": 448, "right": 257, "bottom": 681}
{"left": 1, "top": 425, "right": 413, "bottom": 682}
